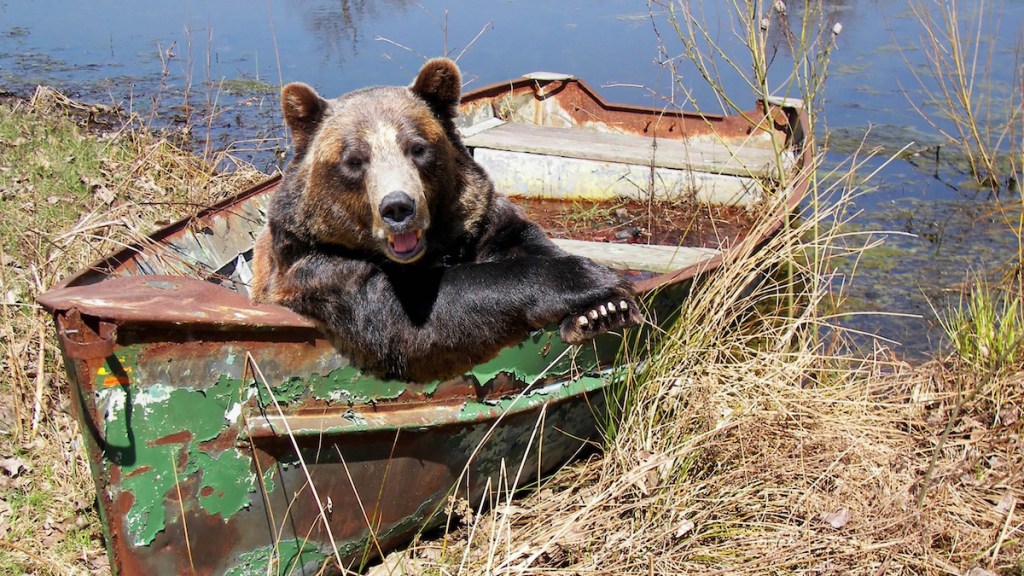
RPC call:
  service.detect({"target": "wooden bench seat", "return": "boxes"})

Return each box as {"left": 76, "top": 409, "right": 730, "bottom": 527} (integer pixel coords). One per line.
{"left": 552, "top": 238, "right": 719, "bottom": 273}
{"left": 463, "top": 121, "right": 787, "bottom": 178}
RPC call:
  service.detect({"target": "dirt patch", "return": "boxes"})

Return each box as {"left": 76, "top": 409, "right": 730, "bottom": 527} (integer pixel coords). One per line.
{"left": 514, "top": 197, "right": 755, "bottom": 249}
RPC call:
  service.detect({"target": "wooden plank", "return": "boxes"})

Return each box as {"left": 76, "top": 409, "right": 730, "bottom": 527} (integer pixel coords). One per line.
{"left": 478, "top": 148, "right": 764, "bottom": 206}
{"left": 464, "top": 122, "right": 790, "bottom": 178}
{"left": 551, "top": 238, "right": 719, "bottom": 273}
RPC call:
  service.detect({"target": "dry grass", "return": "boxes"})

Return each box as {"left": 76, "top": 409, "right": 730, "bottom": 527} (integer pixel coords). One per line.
{"left": 368, "top": 160, "right": 1023, "bottom": 575}
{"left": 0, "top": 89, "right": 263, "bottom": 574}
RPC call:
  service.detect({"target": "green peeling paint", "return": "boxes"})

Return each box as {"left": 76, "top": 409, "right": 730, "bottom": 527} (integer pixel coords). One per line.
{"left": 226, "top": 539, "right": 329, "bottom": 576}
{"left": 193, "top": 449, "right": 258, "bottom": 519}
{"left": 308, "top": 367, "right": 406, "bottom": 404}
{"left": 95, "top": 322, "right": 629, "bottom": 554}
{"left": 457, "top": 374, "right": 607, "bottom": 422}
{"left": 471, "top": 328, "right": 613, "bottom": 384}
{"left": 267, "top": 375, "right": 307, "bottom": 404}
{"left": 100, "top": 367, "right": 259, "bottom": 547}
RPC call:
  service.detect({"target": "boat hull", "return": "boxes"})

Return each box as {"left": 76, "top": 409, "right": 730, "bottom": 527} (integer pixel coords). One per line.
{"left": 56, "top": 304, "right": 618, "bottom": 573}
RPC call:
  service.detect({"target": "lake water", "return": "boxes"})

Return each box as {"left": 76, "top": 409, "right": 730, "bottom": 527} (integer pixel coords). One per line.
{"left": 2, "top": 0, "right": 1022, "bottom": 359}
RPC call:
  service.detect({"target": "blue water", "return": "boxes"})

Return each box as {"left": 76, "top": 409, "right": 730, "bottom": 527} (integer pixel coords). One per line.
{"left": 1, "top": 0, "right": 1023, "bottom": 358}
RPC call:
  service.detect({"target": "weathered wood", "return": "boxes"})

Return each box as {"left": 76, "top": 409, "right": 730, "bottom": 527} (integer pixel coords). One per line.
{"left": 552, "top": 237, "right": 720, "bottom": 273}
{"left": 480, "top": 148, "right": 763, "bottom": 206}
{"left": 464, "top": 122, "right": 790, "bottom": 178}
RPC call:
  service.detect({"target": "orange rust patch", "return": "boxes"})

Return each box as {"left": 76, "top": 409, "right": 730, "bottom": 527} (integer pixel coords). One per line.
{"left": 122, "top": 465, "right": 153, "bottom": 480}
{"left": 148, "top": 430, "right": 193, "bottom": 447}
{"left": 101, "top": 376, "right": 131, "bottom": 387}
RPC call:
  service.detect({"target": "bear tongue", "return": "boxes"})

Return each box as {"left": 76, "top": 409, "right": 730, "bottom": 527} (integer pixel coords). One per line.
{"left": 390, "top": 231, "right": 420, "bottom": 254}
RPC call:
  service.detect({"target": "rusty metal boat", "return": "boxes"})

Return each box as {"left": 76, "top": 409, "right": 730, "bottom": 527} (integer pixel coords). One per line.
{"left": 37, "top": 73, "right": 810, "bottom": 575}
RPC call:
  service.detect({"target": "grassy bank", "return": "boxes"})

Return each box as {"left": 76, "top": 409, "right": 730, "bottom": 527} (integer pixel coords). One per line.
{"left": 0, "top": 91, "right": 263, "bottom": 574}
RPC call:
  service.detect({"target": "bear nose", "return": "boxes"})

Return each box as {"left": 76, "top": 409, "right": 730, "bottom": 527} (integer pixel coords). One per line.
{"left": 379, "top": 192, "right": 416, "bottom": 226}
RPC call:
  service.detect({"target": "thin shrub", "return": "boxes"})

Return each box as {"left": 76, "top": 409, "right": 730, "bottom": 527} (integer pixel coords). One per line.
{"left": 901, "top": 0, "right": 1022, "bottom": 190}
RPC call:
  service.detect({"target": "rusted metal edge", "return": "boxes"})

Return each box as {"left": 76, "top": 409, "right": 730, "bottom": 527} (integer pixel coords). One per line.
{"left": 632, "top": 104, "right": 813, "bottom": 293}
{"left": 56, "top": 308, "right": 117, "bottom": 360}
{"left": 465, "top": 74, "right": 752, "bottom": 125}
{"left": 242, "top": 374, "right": 608, "bottom": 440}
{"left": 51, "top": 174, "right": 283, "bottom": 291}
{"left": 40, "top": 275, "right": 315, "bottom": 330}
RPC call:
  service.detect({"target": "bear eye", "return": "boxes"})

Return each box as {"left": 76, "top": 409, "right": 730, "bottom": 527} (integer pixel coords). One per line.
{"left": 343, "top": 155, "right": 365, "bottom": 171}
{"left": 408, "top": 142, "right": 429, "bottom": 160}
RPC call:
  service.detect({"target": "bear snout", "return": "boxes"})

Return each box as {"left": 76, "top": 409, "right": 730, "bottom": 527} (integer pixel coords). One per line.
{"left": 376, "top": 191, "right": 427, "bottom": 263}
{"left": 380, "top": 191, "right": 417, "bottom": 227}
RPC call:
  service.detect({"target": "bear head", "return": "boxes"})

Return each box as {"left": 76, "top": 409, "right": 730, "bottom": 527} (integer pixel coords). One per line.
{"left": 275, "top": 58, "right": 489, "bottom": 264}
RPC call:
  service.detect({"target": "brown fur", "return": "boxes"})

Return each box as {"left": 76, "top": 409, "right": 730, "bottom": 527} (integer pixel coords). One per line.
{"left": 252, "top": 59, "right": 640, "bottom": 381}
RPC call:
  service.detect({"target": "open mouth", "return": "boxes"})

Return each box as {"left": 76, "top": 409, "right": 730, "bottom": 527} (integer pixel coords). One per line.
{"left": 386, "top": 229, "right": 425, "bottom": 262}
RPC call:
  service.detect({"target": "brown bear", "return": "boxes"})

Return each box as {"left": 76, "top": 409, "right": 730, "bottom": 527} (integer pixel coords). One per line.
{"left": 251, "top": 58, "right": 642, "bottom": 382}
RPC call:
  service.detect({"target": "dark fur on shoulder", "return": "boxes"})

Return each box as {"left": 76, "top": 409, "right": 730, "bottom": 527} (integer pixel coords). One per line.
{"left": 252, "top": 58, "right": 641, "bottom": 381}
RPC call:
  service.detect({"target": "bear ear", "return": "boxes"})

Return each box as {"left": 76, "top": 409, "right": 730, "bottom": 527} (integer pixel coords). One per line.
{"left": 410, "top": 58, "right": 462, "bottom": 119}
{"left": 281, "top": 82, "right": 327, "bottom": 154}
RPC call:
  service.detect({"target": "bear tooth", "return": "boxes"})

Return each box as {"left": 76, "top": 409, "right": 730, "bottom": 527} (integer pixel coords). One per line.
{"left": 589, "top": 310, "right": 599, "bottom": 320}
{"left": 619, "top": 300, "right": 628, "bottom": 311}
{"left": 576, "top": 316, "right": 588, "bottom": 327}
{"left": 598, "top": 305, "right": 607, "bottom": 317}
{"left": 607, "top": 301, "right": 615, "bottom": 313}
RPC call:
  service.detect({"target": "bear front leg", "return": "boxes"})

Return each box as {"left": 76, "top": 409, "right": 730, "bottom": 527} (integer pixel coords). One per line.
{"left": 475, "top": 197, "right": 644, "bottom": 343}
{"left": 520, "top": 254, "right": 644, "bottom": 344}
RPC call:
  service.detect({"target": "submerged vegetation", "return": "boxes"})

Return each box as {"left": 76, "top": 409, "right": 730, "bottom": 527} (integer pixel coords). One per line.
{"left": 0, "top": 0, "right": 1022, "bottom": 574}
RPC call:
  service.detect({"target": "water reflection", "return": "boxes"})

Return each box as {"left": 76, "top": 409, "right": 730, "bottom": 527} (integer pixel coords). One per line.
{"left": 292, "top": 0, "right": 415, "bottom": 66}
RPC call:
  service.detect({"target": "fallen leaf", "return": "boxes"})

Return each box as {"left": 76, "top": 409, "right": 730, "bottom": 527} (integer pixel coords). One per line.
{"left": 675, "top": 519, "right": 695, "bottom": 538}
{"left": 95, "top": 185, "right": 116, "bottom": 204}
{"left": 0, "top": 496, "right": 10, "bottom": 538}
{"left": 821, "top": 508, "right": 850, "bottom": 529}
{"left": 3, "top": 289, "right": 19, "bottom": 305}
{"left": 995, "top": 494, "right": 1016, "bottom": 515}
{"left": 0, "top": 457, "right": 29, "bottom": 478}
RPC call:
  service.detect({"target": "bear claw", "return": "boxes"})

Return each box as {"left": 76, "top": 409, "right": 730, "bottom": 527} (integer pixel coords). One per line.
{"left": 559, "top": 297, "right": 643, "bottom": 345}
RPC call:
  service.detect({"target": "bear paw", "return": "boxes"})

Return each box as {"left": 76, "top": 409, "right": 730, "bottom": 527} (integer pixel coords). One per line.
{"left": 559, "top": 298, "right": 643, "bottom": 344}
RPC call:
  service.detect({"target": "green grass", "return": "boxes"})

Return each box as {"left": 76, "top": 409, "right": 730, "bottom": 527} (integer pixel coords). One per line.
{"left": 0, "top": 103, "right": 130, "bottom": 255}
{"left": 937, "top": 276, "right": 1024, "bottom": 374}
